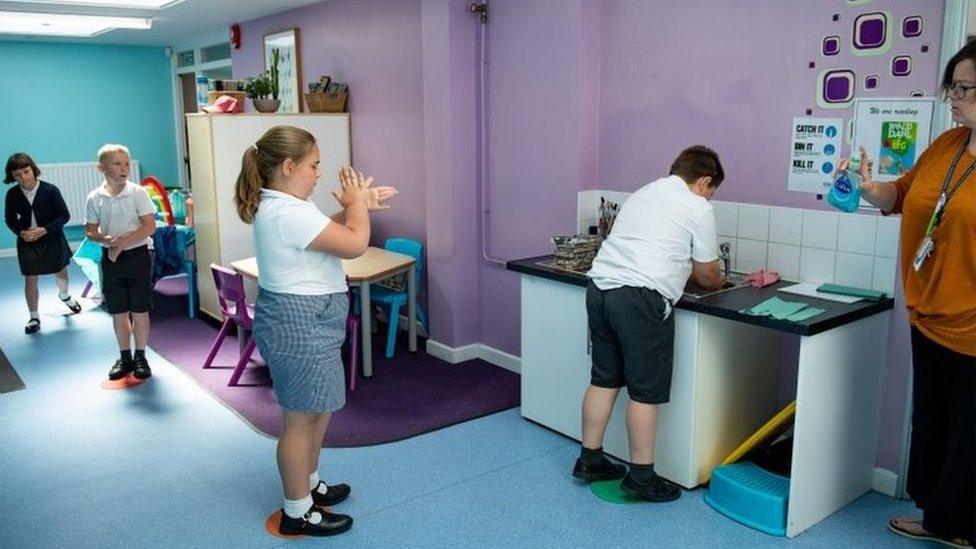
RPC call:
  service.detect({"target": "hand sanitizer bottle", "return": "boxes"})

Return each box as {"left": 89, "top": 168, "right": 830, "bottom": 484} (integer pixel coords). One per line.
{"left": 827, "top": 157, "right": 863, "bottom": 213}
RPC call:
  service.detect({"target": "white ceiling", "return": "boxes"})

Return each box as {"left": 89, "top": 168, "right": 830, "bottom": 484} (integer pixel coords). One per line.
{"left": 0, "top": 0, "right": 325, "bottom": 46}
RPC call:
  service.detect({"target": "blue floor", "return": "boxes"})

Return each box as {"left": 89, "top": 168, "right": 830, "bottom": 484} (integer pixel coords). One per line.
{"left": 0, "top": 258, "right": 923, "bottom": 548}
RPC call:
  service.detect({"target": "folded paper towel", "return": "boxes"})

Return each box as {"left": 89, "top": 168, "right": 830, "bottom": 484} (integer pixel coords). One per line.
{"left": 741, "top": 296, "right": 825, "bottom": 322}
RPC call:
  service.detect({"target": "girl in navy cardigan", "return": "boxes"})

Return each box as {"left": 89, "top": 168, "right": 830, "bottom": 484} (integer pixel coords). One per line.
{"left": 4, "top": 153, "right": 82, "bottom": 334}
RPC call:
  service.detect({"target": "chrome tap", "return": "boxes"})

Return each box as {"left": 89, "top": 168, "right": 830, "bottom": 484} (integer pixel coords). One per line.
{"left": 719, "top": 242, "right": 731, "bottom": 279}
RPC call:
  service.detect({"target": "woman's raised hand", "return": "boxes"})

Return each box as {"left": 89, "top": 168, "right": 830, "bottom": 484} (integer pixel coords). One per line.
{"left": 837, "top": 147, "right": 876, "bottom": 194}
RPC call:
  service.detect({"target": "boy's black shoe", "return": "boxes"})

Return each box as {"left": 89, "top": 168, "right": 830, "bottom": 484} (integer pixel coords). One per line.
{"left": 572, "top": 457, "right": 627, "bottom": 482}
{"left": 311, "top": 482, "right": 351, "bottom": 507}
{"left": 24, "top": 319, "right": 40, "bottom": 335}
{"left": 620, "top": 471, "right": 682, "bottom": 502}
{"left": 279, "top": 506, "right": 352, "bottom": 537}
{"left": 132, "top": 356, "right": 152, "bottom": 380}
{"left": 108, "top": 358, "right": 134, "bottom": 380}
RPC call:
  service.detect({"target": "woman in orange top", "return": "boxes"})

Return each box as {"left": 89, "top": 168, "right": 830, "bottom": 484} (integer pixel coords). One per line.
{"left": 845, "top": 42, "right": 975, "bottom": 548}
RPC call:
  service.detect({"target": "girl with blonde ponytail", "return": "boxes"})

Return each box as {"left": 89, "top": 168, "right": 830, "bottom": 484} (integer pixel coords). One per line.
{"left": 235, "top": 125, "right": 398, "bottom": 537}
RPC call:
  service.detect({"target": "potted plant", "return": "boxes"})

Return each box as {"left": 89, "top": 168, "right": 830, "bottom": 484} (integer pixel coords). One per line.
{"left": 245, "top": 49, "right": 281, "bottom": 113}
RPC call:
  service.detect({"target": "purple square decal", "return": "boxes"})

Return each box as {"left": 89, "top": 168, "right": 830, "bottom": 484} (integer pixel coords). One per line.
{"left": 832, "top": 14, "right": 840, "bottom": 22}
{"left": 806, "top": 109, "right": 813, "bottom": 115}
{"left": 822, "top": 36, "right": 840, "bottom": 56}
{"left": 865, "top": 75, "right": 879, "bottom": 89}
{"left": 823, "top": 70, "right": 855, "bottom": 103}
{"left": 921, "top": 44, "right": 929, "bottom": 53}
{"left": 854, "top": 13, "right": 887, "bottom": 49}
{"left": 892, "top": 56, "right": 912, "bottom": 76}
{"left": 910, "top": 89, "right": 925, "bottom": 97}
{"left": 903, "top": 16, "right": 922, "bottom": 38}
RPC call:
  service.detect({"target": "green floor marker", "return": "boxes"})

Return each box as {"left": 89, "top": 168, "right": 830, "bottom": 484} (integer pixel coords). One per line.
{"left": 590, "top": 479, "right": 642, "bottom": 504}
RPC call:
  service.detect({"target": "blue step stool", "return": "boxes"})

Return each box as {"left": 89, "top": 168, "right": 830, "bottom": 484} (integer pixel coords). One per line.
{"left": 704, "top": 462, "right": 790, "bottom": 536}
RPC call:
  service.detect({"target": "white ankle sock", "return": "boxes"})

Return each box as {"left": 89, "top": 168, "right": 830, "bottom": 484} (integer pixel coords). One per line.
{"left": 28, "top": 310, "right": 39, "bottom": 320}
{"left": 309, "top": 472, "right": 328, "bottom": 494}
{"left": 283, "top": 495, "right": 319, "bottom": 522}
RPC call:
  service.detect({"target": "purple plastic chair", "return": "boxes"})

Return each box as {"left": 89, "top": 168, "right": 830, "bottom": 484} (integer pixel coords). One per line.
{"left": 202, "top": 263, "right": 256, "bottom": 387}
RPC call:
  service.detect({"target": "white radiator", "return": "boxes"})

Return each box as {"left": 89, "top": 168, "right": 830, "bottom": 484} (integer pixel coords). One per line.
{"left": 36, "top": 161, "right": 141, "bottom": 226}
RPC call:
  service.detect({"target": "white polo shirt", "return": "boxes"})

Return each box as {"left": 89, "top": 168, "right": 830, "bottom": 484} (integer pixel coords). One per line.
{"left": 587, "top": 175, "right": 719, "bottom": 303}
{"left": 84, "top": 181, "right": 155, "bottom": 250}
{"left": 253, "top": 188, "right": 347, "bottom": 295}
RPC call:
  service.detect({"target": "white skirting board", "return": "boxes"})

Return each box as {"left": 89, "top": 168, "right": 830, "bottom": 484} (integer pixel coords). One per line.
{"left": 426, "top": 339, "right": 521, "bottom": 374}
{"left": 872, "top": 467, "right": 899, "bottom": 498}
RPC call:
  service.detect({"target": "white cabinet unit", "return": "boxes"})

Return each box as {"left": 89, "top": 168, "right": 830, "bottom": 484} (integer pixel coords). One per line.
{"left": 186, "top": 113, "right": 351, "bottom": 320}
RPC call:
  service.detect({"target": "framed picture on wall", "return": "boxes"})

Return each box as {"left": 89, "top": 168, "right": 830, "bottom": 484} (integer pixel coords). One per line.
{"left": 264, "top": 28, "right": 302, "bottom": 113}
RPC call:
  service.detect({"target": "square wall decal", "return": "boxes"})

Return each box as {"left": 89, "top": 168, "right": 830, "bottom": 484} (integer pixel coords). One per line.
{"left": 853, "top": 12, "right": 891, "bottom": 55}
{"left": 823, "top": 36, "right": 840, "bottom": 56}
{"left": 818, "top": 69, "right": 855, "bottom": 108}
{"left": 864, "top": 74, "right": 879, "bottom": 89}
{"left": 892, "top": 55, "right": 912, "bottom": 76}
{"left": 902, "top": 16, "right": 922, "bottom": 38}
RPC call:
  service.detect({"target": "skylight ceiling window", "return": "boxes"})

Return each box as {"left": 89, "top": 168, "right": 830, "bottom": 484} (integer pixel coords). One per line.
{"left": 3, "top": 0, "right": 183, "bottom": 8}
{"left": 0, "top": 11, "right": 152, "bottom": 37}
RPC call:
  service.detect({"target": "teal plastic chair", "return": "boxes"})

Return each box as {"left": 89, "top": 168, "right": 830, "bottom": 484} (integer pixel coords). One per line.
{"left": 356, "top": 238, "right": 428, "bottom": 358}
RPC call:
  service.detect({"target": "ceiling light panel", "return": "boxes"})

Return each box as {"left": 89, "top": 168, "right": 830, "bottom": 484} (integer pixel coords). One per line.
{"left": 0, "top": 11, "right": 152, "bottom": 37}
{"left": 3, "top": 0, "right": 182, "bottom": 8}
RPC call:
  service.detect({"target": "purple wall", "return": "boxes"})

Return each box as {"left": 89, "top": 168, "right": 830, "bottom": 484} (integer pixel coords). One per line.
{"left": 232, "top": 0, "right": 427, "bottom": 249}
{"left": 232, "top": 0, "right": 946, "bottom": 474}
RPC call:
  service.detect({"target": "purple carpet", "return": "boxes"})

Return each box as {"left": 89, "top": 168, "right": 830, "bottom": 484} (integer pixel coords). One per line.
{"left": 148, "top": 276, "right": 520, "bottom": 447}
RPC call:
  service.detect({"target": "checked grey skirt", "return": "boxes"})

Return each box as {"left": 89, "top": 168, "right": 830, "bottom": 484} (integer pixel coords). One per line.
{"left": 252, "top": 289, "right": 349, "bottom": 414}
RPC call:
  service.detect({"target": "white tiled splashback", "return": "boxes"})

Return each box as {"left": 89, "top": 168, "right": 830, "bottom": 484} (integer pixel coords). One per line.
{"left": 577, "top": 191, "right": 901, "bottom": 295}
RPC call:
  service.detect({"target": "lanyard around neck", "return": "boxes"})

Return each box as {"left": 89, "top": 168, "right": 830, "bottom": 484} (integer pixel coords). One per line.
{"left": 926, "top": 132, "right": 976, "bottom": 236}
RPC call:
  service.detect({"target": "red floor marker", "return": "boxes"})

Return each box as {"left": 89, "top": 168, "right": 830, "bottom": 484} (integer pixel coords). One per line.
{"left": 265, "top": 510, "right": 306, "bottom": 539}
{"left": 99, "top": 375, "right": 146, "bottom": 390}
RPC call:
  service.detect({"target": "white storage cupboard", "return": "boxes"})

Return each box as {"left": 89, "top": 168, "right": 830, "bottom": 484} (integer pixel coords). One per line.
{"left": 185, "top": 113, "right": 351, "bottom": 320}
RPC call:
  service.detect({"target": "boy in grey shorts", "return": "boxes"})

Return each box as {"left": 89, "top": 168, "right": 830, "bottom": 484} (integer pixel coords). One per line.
{"left": 84, "top": 144, "right": 157, "bottom": 380}
{"left": 573, "top": 145, "right": 726, "bottom": 502}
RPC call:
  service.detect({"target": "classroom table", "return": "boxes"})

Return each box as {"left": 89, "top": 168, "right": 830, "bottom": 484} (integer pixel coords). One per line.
{"left": 231, "top": 246, "right": 417, "bottom": 377}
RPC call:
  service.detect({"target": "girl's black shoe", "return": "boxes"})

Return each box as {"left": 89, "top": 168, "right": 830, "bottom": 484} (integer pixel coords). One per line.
{"left": 279, "top": 506, "right": 352, "bottom": 537}
{"left": 24, "top": 319, "right": 40, "bottom": 334}
{"left": 311, "top": 482, "right": 350, "bottom": 507}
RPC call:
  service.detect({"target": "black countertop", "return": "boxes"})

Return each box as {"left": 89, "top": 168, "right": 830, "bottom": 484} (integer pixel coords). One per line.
{"left": 507, "top": 255, "right": 894, "bottom": 336}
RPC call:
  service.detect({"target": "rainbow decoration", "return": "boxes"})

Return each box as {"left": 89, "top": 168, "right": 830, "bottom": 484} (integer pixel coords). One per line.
{"left": 141, "top": 176, "right": 174, "bottom": 225}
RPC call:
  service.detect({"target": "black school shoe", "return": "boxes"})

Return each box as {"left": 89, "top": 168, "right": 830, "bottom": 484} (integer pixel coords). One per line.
{"left": 620, "top": 471, "right": 681, "bottom": 502}
{"left": 60, "top": 295, "right": 81, "bottom": 314}
{"left": 108, "top": 358, "right": 134, "bottom": 380}
{"left": 572, "top": 457, "right": 627, "bottom": 482}
{"left": 311, "top": 482, "right": 351, "bottom": 507}
{"left": 132, "top": 356, "right": 152, "bottom": 380}
{"left": 24, "top": 318, "right": 40, "bottom": 335}
{"left": 279, "top": 506, "right": 352, "bottom": 537}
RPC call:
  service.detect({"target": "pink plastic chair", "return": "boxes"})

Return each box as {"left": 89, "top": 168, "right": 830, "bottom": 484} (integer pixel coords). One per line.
{"left": 202, "top": 264, "right": 257, "bottom": 387}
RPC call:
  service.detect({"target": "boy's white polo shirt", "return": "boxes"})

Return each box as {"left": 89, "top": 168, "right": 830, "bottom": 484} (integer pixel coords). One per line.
{"left": 84, "top": 181, "right": 155, "bottom": 250}
{"left": 587, "top": 175, "right": 719, "bottom": 304}
{"left": 253, "top": 188, "right": 347, "bottom": 295}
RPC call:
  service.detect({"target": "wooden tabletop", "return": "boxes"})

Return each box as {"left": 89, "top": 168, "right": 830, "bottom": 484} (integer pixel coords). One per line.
{"left": 231, "top": 246, "right": 415, "bottom": 283}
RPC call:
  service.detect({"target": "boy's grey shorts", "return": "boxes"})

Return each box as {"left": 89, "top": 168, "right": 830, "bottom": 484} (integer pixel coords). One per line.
{"left": 585, "top": 280, "right": 675, "bottom": 404}
{"left": 252, "top": 289, "right": 349, "bottom": 414}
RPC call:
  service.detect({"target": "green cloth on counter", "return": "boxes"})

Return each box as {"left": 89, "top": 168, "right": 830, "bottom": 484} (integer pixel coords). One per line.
{"left": 784, "top": 306, "right": 826, "bottom": 322}
{"left": 741, "top": 297, "right": 826, "bottom": 323}
{"left": 816, "top": 283, "right": 886, "bottom": 301}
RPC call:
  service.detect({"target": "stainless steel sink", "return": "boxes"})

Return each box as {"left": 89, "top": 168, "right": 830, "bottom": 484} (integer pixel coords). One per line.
{"left": 683, "top": 271, "right": 751, "bottom": 299}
